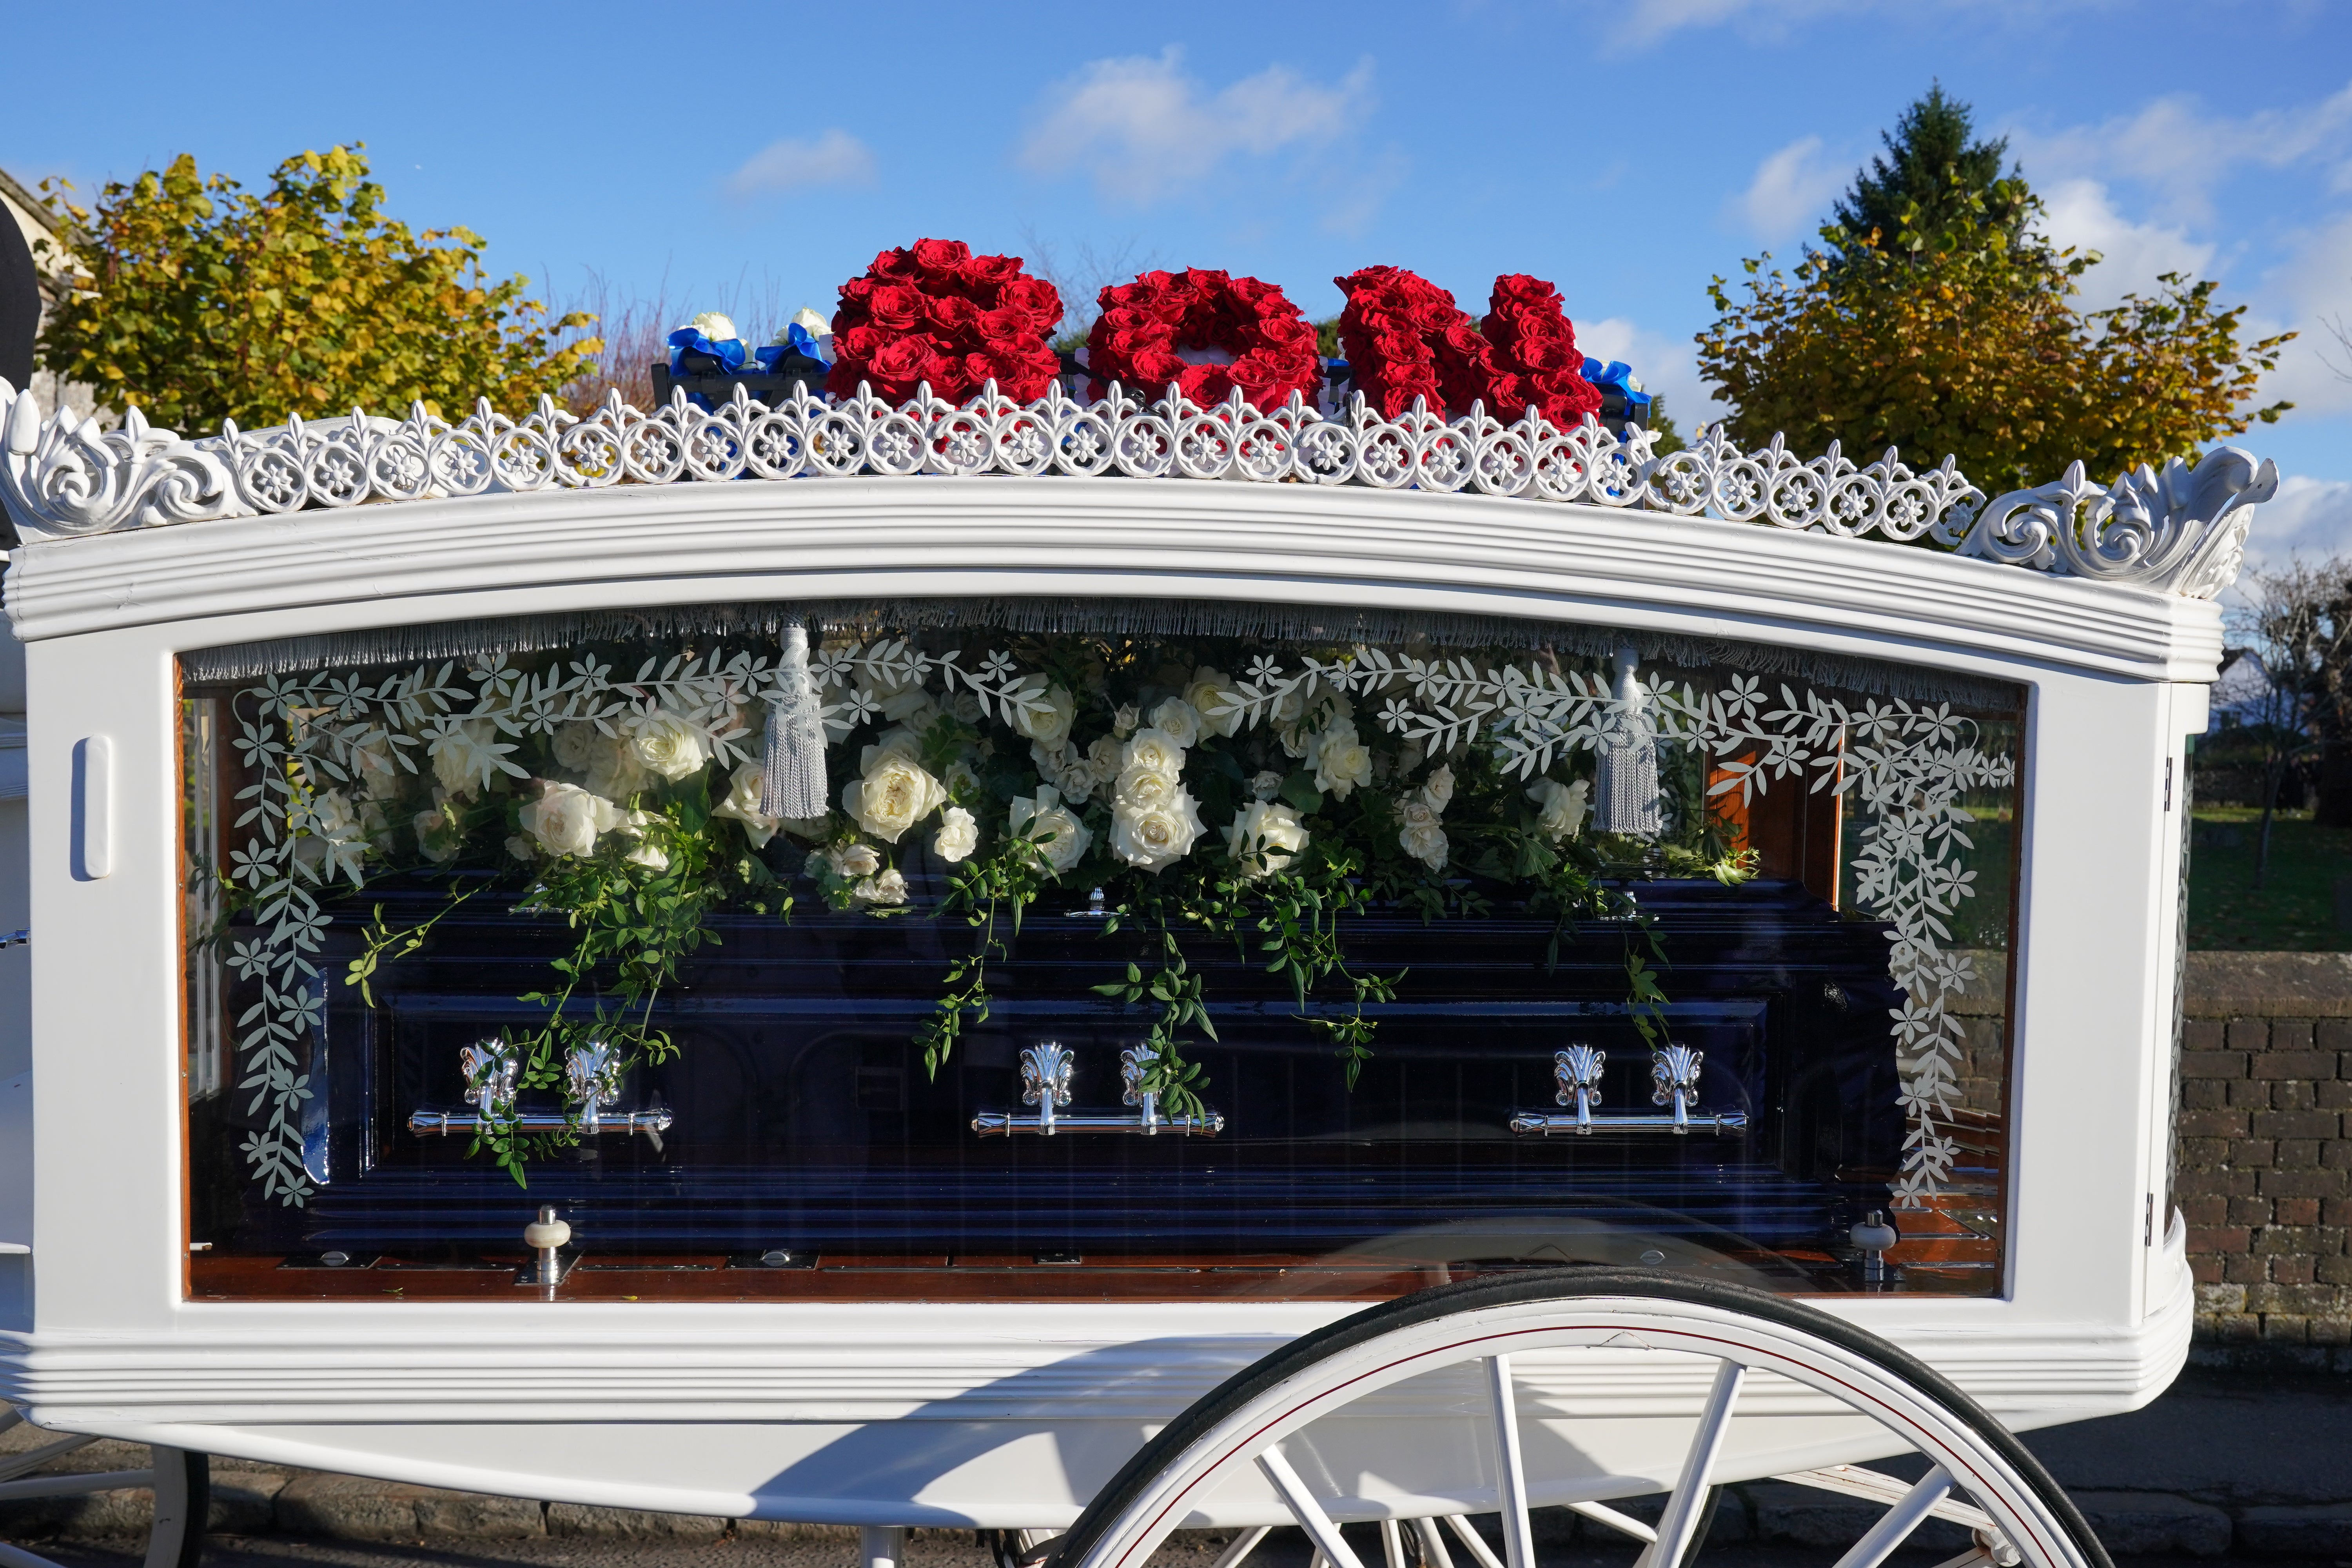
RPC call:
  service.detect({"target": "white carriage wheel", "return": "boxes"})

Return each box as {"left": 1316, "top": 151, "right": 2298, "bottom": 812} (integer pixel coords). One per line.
{"left": 1052, "top": 1272, "right": 2106, "bottom": 1568}
{"left": 0, "top": 1408, "right": 206, "bottom": 1568}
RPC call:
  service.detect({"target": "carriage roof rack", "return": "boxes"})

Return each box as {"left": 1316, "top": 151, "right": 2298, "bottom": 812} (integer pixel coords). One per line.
{"left": 0, "top": 376, "right": 2276, "bottom": 604}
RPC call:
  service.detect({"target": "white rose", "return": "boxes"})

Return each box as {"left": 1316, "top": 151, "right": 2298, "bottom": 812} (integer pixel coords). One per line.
{"left": 352, "top": 736, "right": 406, "bottom": 800}
{"left": 842, "top": 752, "right": 948, "bottom": 843}
{"left": 1227, "top": 801, "right": 1308, "bottom": 878}
{"left": 862, "top": 726, "right": 926, "bottom": 772}
{"left": 1120, "top": 727, "right": 1187, "bottom": 782}
{"left": 879, "top": 686, "right": 938, "bottom": 725}
{"left": 1011, "top": 682, "right": 1077, "bottom": 750}
{"left": 294, "top": 789, "right": 370, "bottom": 883}
{"left": 1183, "top": 668, "right": 1243, "bottom": 738}
{"left": 828, "top": 840, "right": 882, "bottom": 879}
{"left": 621, "top": 809, "right": 670, "bottom": 872}
{"left": 948, "top": 690, "right": 985, "bottom": 724}
{"left": 1031, "top": 740, "right": 1097, "bottom": 805}
{"left": 1111, "top": 787, "right": 1205, "bottom": 872}
{"left": 854, "top": 867, "right": 909, "bottom": 906}
{"left": 415, "top": 808, "right": 463, "bottom": 865}
{"left": 1397, "top": 796, "right": 1449, "bottom": 871}
{"left": 586, "top": 733, "right": 650, "bottom": 800}
{"left": 1115, "top": 764, "right": 1181, "bottom": 812}
{"left": 934, "top": 805, "right": 978, "bottom": 863}
{"left": 551, "top": 720, "right": 604, "bottom": 774}
{"left": 1085, "top": 736, "right": 1123, "bottom": 786}
{"left": 505, "top": 834, "right": 537, "bottom": 862}
{"left": 628, "top": 710, "right": 710, "bottom": 782}
{"left": 1012, "top": 784, "right": 1093, "bottom": 874}
{"left": 1422, "top": 764, "right": 1455, "bottom": 812}
{"left": 429, "top": 717, "right": 515, "bottom": 800}
{"left": 520, "top": 782, "right": 624, "bottom": 859}
{"left": 1112, "top": 704, "right": 1140, "bottom": 739}
{"left": 712, "top": 759, "right": 782, "bottom": 849}
{"left": 1312, "top": 720, "right": 1373, "bottom": 800}
{"left": 1529, "top": 778, "right": 1591, "bottom": 842}
{"left": 1151, "top": 697, "right": 1202, "bottom": 748}
{"left": 1249, "top": 769, "right": 1284, "bottom": 802}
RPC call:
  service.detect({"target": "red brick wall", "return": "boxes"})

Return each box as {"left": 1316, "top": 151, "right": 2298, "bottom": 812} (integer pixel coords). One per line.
{"left": 2175, "top": 956, "right": 2352, "bottom": 1347}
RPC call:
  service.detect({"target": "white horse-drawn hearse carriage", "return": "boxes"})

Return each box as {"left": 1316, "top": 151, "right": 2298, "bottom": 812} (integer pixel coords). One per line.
{"left": 0, "top": 279, "right": 2273, "bottom": 1568}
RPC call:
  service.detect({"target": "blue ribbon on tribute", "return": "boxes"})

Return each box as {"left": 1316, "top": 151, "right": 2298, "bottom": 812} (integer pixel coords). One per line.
{"left": 754, "top": 322, "right": 831, "bottom": 374}
{"left": 1582, "top": 357, "right": 1635, "bottom": 390}
{"left": 669, "top": 326, "right": 748, "bottom": 374}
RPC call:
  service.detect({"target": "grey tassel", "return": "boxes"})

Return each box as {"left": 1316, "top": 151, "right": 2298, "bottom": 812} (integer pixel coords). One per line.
{"left": 759, "top": 617, "right": 828, "bottom": 820}
{"left": 1592, "top": 643, "right": 1662, "bottom": 837}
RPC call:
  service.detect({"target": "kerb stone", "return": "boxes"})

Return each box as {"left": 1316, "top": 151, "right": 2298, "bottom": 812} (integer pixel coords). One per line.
{"left": 2070, "top": 1490, "right": 2231, "bottom": 1556}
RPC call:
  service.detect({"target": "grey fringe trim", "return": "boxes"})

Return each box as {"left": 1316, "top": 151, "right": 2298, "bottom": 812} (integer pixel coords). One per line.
{"left": 178, "top": 594, "right": 2021, "bottom": 711}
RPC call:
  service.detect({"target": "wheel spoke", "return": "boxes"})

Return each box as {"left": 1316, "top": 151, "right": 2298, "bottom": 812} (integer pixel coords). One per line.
{"left": 0, "top": 1432, "right": 97, "bottom": 1482}
{"left": 0, "top": 1468, "right": 154, "bottom": 1500}
{"left": 1922, "top": 1551, "right": 1994, "bottom": 1568}
{"left": 1648, "top": 1360, "right": 1745, "bottom": 1568}
{"left": 1829, "top": 1467, "right": 1954, "bottom": 1568}
{"left": 1778, "top": 1466, "right": 1994, "bottom": 1532}
{"left": 1256, "top": 1447, "right": 1369, "bottom": 1568}
{"left": 1211, "top": 1525, "right": 1274, "bottom": 1568}
{"left": 1486, "top": 1356, "right": 1536, "bottom": 1568}
{"left": 1443, "top": 1515, "right": 1506, "bottom": 1568}
{"left": 1412, "top": 1517, "right": 1457, "bottom": 1568}
{"left": 1569, "top": 1501, "right": 1659, "bottom": 1544}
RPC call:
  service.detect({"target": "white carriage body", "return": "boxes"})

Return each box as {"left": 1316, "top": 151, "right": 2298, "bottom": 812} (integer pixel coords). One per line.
{"left": 0, "top": 380, "right": 2258, "bottom": 1528}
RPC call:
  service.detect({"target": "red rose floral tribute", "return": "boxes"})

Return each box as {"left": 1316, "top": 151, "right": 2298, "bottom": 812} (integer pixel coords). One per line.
{"left": 1082, "top": 268, "right": 1323, "bottom": 407}
{"left": 1331, "top": 266, "right": 1494, "bottom": 419}
{"left": 828, "top": 239, "right": 1064, "bottom": 405}
{"left": 1477, "top": 274, "right": 1605, "bottom": 428}
{"left": 1334, "top": 267, "right": 1603, "bottom": 426}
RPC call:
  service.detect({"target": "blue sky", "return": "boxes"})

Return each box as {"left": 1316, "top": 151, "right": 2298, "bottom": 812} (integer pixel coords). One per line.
{"left": 7, "top": 0, "right": 2349, "bottom": 561}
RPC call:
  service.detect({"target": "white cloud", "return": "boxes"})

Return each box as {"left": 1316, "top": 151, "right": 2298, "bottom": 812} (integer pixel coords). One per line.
{"left": 724, "top": 130, "right": 876, "bottom": 199}
{"left": 1607, "top": 0, "right": 2115, "bottom": 52}
{"left": 2037, "top": 178, "right": 2215, "bottom": 310}
{"left": 2258, "top": 212, "right": 2352, "bottom": 418}
{"left": 1730, "top": 136, "right": 1848, "bottom": 242}
{"left": 1574, "top": 316, "right": 1724, "bottom": 434}
{"left": 1020, "top": 48, "right": 1373, "bottom": 207}
{"left": 2010, "top": 80, "right": 2352, "bottom": 225}
{"left": 2242, "top": 475, "right": 2352, "bottom": 570}
{"left": 1608, "top": 0, "right": 1859, "bottom": 50}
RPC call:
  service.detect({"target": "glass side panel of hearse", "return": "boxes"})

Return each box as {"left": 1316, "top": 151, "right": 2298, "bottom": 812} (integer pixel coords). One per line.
{"left": 178, "top": 601, "right": 2020, "bottom": 1302}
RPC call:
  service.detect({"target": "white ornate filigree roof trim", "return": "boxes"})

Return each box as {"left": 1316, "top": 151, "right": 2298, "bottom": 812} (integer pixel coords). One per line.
{"left": 0, "top": 375, "right": 2277, "bottom": 599}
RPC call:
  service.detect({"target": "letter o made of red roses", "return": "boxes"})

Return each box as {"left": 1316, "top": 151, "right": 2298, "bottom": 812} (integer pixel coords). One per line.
{"left": 1085, "top": 268, "right": 1323, "bottom": 408}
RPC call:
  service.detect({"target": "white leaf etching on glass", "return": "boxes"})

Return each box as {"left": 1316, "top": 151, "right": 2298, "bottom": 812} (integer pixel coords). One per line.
{"left": 223, "top": 634, "right": 2007, "bottom": 1209}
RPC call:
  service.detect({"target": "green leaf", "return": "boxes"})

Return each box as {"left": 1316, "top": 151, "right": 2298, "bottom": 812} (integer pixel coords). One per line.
{"left": 1279, "top": 772, "right": 1324, "bottom": 814}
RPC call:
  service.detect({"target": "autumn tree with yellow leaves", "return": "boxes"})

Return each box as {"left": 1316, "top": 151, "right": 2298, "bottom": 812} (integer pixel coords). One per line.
{"left": 35, "top": 145, "right": 598, "bottom": 430}
{"left": 1697, "top": 89, "right": 2292, "bottom": 494}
